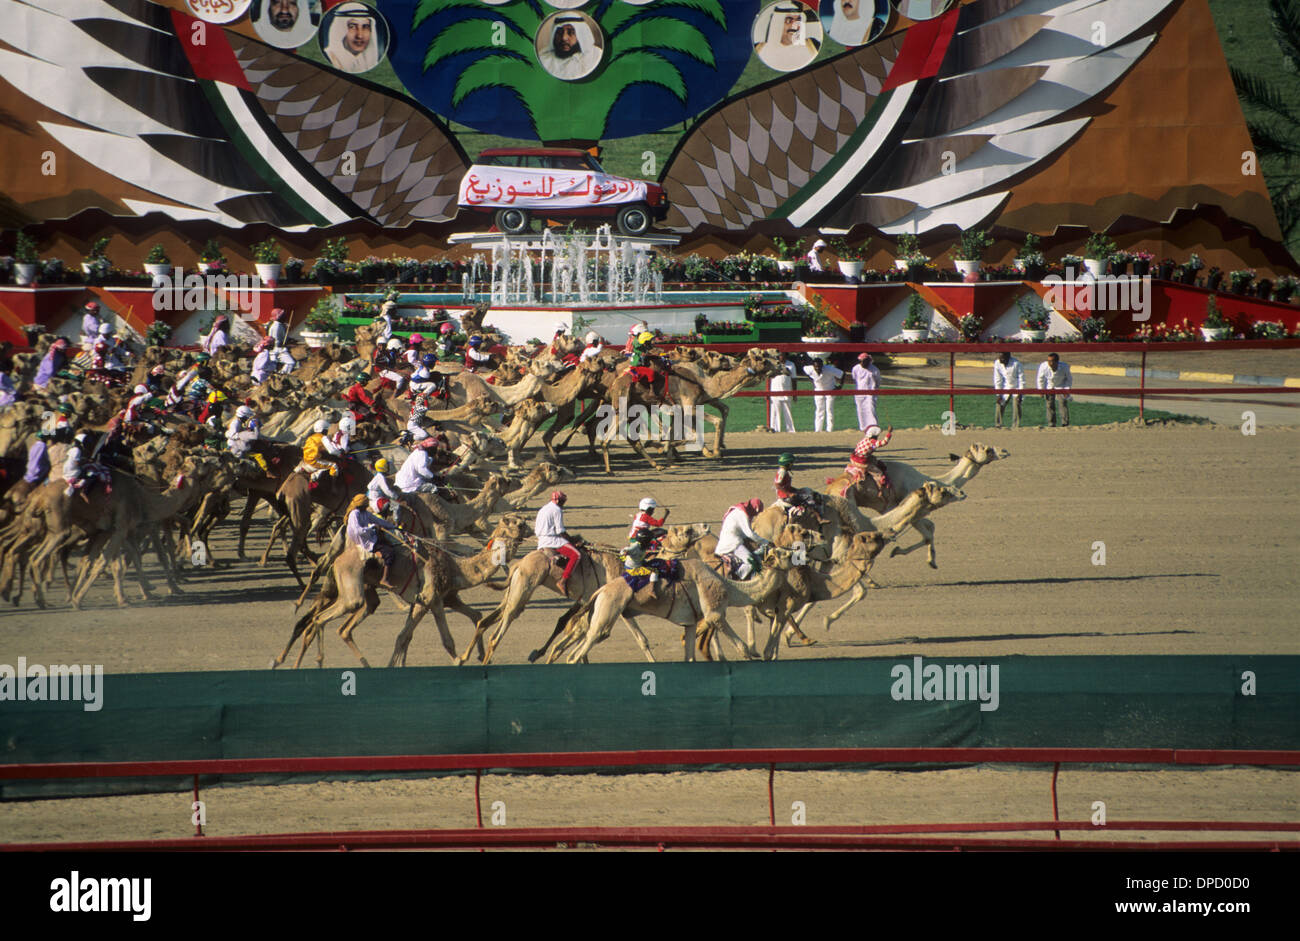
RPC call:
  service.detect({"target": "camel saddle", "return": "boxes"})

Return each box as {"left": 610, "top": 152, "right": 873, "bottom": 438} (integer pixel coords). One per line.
{"left": 622, "top": 558, "right": 681, "bottom": 604}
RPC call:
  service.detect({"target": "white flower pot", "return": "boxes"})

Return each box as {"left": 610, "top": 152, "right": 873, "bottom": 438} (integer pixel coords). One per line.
{"left": 802, "top": 336, "right": 833, "bottom": 357}
{"left": 894, "top": 259, "right": 909, "bottom": 270}
{"left": 1020, "top": 329, "right": 1047, "bottom": 341}
{"left": 1084, "top": 258, "right": 1105, "bottom": 277}
{"left": 955, "top": 260, "right": 982, "bottom": 278}
{"left": 838, "top": 260, "right": 863, "bottom": 278}
{"left": 1200, "top": 327, "right": 1228, "bottom": 342}
{"left": 901, "top": 328, "right": 928, "bottom": 342}
{"left": 300, "top": 330, "right": 336, "bottom": 348}
{"left": 777, "top": 260, "right": 795, "bottom": 272}
{"left": 13, "top": 263, "right": 37, "bottom": 285}
{"left": 256, "top": 263, "right": 281, "bottom": 285}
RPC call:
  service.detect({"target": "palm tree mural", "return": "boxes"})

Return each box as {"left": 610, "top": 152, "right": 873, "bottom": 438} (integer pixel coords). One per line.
{"left": 1230, "top": 0, "right": 1300, "bottom": 252}
{"left": 412, "top": 0, "right": 728, "bottom": 142}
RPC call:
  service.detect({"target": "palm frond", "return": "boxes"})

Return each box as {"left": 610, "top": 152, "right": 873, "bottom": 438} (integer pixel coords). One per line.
{"left": 610, "top": 17, "right": 717, "bottom": 67}
{"left": 1230, "top": 66, "right": 1300, "bottom": 126}
{"left": 1266, "top": 0, "right": 1300, "bottom": 72}
{"left": 1244, "top": 118, "right": 1300, "bottom": 162}
{"left": 414, "top": 0, "right": 539, "bottom": 34}
{"left": 423, "top": 18, "right": 535, "bottom": 70}
{"left": 598, "top": 49, "right": 688, "bottom": 102}
{"left": 452, "top": 55, "right": 537, "bottom": 110}
{"left": 601, "top": 0, "right": 727, "bottom": 35}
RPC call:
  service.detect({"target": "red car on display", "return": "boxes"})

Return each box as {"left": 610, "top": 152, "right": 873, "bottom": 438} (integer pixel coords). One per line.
{"left": 457, "top": 148, "right": 668, "bottom": 236}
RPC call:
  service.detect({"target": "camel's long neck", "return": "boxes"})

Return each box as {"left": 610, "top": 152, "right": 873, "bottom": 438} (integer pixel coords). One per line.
{"left": 936, "top": 456, "right": 981, "bottom": 488}
{"left": 458, "top": 536, "right": 523, "bottom": 585}
{"left": 875, "top": 493, "right": 927, "bottom": 531}
{"left": 710, "top": 365, "right": 759, "bottom": 401}
{"left": 805, "top": 557, "right": 870, "bottom": 601}
{"left": 726, "top": 566, "right": 783, "bottom": 604}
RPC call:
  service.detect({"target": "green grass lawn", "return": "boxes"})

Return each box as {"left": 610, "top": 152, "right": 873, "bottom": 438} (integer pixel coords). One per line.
{"left": 541, "top": 391, "right": 1199, "bottom": 433}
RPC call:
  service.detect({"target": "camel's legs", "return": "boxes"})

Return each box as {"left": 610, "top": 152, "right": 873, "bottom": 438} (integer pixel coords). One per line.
{"left": 888, "top": 519, "right": 937, "bottom": 568}
{"left": 237, "top": 493, "right": 263, "bottom": 559}
{"left": 823, "top": 583, "right": 867, "bottom": 633}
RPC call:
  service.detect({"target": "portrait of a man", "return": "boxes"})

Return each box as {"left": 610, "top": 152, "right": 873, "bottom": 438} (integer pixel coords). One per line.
{"left": 319, "top": 2, "right": 389, "bottom": 75}
{"left": 753, "top": 2, "right": 822, "bottom": 72}
{"left": 252, "top": 0, "right": 322, "bottom": 50}
{"left": 825, "top": 0, "right": 888, "bottom": 47}
{"left": 536, "top": 12, "right": 605, "bottom": 82}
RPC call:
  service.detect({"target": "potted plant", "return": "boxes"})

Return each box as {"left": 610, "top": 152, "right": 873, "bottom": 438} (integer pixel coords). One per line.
{"left": 800, "top": 297, "right": 840, "bottom": 346}
{"left": 1156, "top": 257, "right": 1177, "bottom": 281}
{"left": 772, "top": 237, "right": 803, "bottom": 273}
{"left": 13, "top": 233, "right": 39, "bottom": 285}
{"left": 1180, "top": 253, "right": 1204, "bottom": 285}
{"left": 1129, "top": 250, "right": 1154, "bottom": 278}
{"left": 1078, "top": 315, "right": 1110, "bottom": 342}
{"left": 896, "top": 233, "right": 922, "bottom": 271}
{"left": 1201, "top": 295, "right": 1229, "bottom": 340}
{"left": 952, "top": 227, "right": 993, "bottom": 279}
{"left": 831, "top": 239, "right": 867, "bottom": 279}
{"left": 1083, "top": 233, "right": 1117, "bottom": 276}
{"left": 143, "top": 243, "right": 171, "bottom": 285}
{"left": 1228, "top": 268, "right": 1255, "bottom": 295}
{"left": 1106, "top": 251, "right": 1130, "bottom": 276}
{"left": 302, "top": 297, "right": 339, "bottom": 347}
{"left": 900, "top": 294, "right": 930, "bottom": 340}
{"left": 1274, "top": 275, "right": 1297, "bottom": 303}
{"left": 146, "top": 320, "right": 173, "bottom": 347}
{"left": 1017, "top": 294, "right": 1050, "bottom": 340}
{"left": 1250, "top": 320, "right": 1286, "bottom": 339}
{"left": 198, "top": 237, "right": 227, "bottom": 274}
{"left": 957, "top": 311, "right": 983, "bottom": 342}
{"left": 1204, "top": 266, "right": 1224, "bottom": 291}
{"left": 82, "top": 236, "right": 111, "bottom": 280}
{"left": 1015, "top": 234, "right": 1047, "bottom": 281}
{"left": 1060, "top": 254, "right": 1084, "bottom": 279}
{"left": 252, "top": 239, "right": 282, "bottom": 284}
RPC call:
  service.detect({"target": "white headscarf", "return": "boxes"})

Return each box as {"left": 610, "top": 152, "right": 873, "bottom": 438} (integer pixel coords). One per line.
{"left": 757, "top": 4, "right": 818, "bottom": 72}
{"left": 538, "top": 14, "right": 600, "bottom": 80}
{"left": 897, "top": 0, "right": 953, "bottom": 21}
{"left": 326, "top": 3, "right": 380, "bottom": 74}
{"left": 254, "top": 0, "right": 321, "bottom": 50}
{"left": 828, "top": 0, "right": 870, "bottom": 47}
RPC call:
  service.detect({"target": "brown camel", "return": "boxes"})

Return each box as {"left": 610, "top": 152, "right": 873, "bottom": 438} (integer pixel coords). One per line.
{"left": 549, "top": 545, "right": 795, "bottom": 664}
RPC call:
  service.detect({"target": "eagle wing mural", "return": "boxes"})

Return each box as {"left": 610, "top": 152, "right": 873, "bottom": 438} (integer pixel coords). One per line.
{"left": 661, "top": 0, "right": 1179, "bottom": 234}
{"left": 0, "top": 0, "right": 469, "bottom": 228}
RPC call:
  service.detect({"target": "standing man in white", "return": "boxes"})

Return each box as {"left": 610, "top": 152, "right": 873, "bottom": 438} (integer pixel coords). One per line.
{"left": 768, "top": 355, "right": 796, "bottom": 432}
{"left": 1036, "top": 352, "right": 1073, "bottom": 426}
{"left": 803, "top": 356, "right": 844, "bottom": 432}
{"left": 993, "top": 351, "right": 1024, "bottom": 427}
{"left": 850, "top": 352, "right": 880, "bottom": 431}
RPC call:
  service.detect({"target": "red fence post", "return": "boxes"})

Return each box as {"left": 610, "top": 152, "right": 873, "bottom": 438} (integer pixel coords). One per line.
{"left": 768, "top": 763, "right": 775, "bottom": 826}
{"left": 1139, "top": 349, "right": 1147, "bottom": 422}
{"left": 949, "top": 350, "right": 955, "bottom": 420}
{"left": 1051, "top": 762, "right": 1060, "bottom": 841}
{"left": 193, "top": 773, "right": 203, "bottom": 838}
{"left": 474, "top": 768, "right": 483, "bottom": 828}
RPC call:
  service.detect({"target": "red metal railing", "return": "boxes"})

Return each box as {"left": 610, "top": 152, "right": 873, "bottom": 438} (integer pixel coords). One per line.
{"left": 3, "top": 747, "right": 1296, "bottom": 851}
{"left": 686, "top": 339, "right": 1300, "bottom": 421}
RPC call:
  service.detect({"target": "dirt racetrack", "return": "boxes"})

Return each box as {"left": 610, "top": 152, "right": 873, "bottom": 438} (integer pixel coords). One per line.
{"left": 1, "top": 423, "right": 1297, "bottom": 844}
{"left": 1, "top": 423, "right": 1296, "bottom": 670}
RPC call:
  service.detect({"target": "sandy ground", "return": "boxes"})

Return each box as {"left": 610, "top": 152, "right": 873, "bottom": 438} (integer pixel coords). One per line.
{"left": 1, "top": 422, "right": 1297, "bottom": 844}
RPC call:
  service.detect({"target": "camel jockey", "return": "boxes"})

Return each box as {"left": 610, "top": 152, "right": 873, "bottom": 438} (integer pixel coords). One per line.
{"left": 394, "top": 437, "right": 443, "bottom": 493}
{"left": 342, "top": 371, "right": 384, "bottom": 422}
{"left": 199, "top": 389, "right": 229, "bottom": 430}
{"left": 439, "top": 320, "right": 459, "bottom": 357}
{"left": 49, "top": 401, "right": 75, "bottom": 436}
{"left": 119, "top": 383, "right": 152, "bottom": 425}
{"left": 374, "top": 338, "right": 408, "bottom": 392}
{"left": 63, "top": 431, "right": 109, "bottom": 498}
{"left": 144, "top": 363, "right": 168, "bottom": 397}
{"left": 836, "top": 424, "right": 894, "bottom": 498}
{"left": 298, "top": 418, "right": 340, "bottom": 481}
{"left": 33, "top": 338, "right": 71, "bottom": 390}
{"left": 405, "top": 389, "right": 433, "bottom": 445}
{"left": 402, "top": 334, "right": 425, "bottom": 369}
{"left": 410, "top": 353, "right": 448, "bottom": 399}
{"left": 91, "top": 323, "right": 129, "bottom": 375}
{"left": 0, "top": 369, "right": 17, "bottom": 408}
{"left": 624, "top": 321, "right": 648, "bottom": 354}
{"left": 267, "top": 308, "right": 296, "bottom": 374}
{"left": 715, "top": 498, "right": 770, "bottom": 580}
{"left": 345, "top": 493, "right": 399, "bottom": 580}
{"left": 250, "top": 336, "right": 275, "bottom": 384}
{"left": 549, "top": 324, "right": 568, "bottom": 356}
{"left": 628, "top": 496, "right": 669, "bottom": 541}
{"left": 464, "top": 335, "right": 493, "bottom": 373}
{"left": 580, "top": 331, "right": 604, "bottom": 362}
{"left": 366, "top": 456, "right": 397, "bottom": 513}
{"left": 21, "top": 429, "right": 52, "bottom": 492}
{"left": 225, "top": 405, "right": 260, "bottom": 458}
{"left": 202, "top": 314, "right": 230, "bottom": 354}
{"left": 773, "top": 452, "right": 822, "bottom": 520}
{"left": 322, "top": 412, "right": 355, "bottom": 461}
{"left": 536, "top": 490, "right": 582, "bottom": 597}
{"left": 628, "top": 331, "right": 671, "bottom": 402}
{"left": 79, "top": 301, "right": 102, "bottom": 352}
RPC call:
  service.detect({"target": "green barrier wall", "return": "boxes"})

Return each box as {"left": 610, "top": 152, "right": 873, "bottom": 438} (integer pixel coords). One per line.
{"left": 2, "top": 656, "right": 1296, "bottom": 798}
